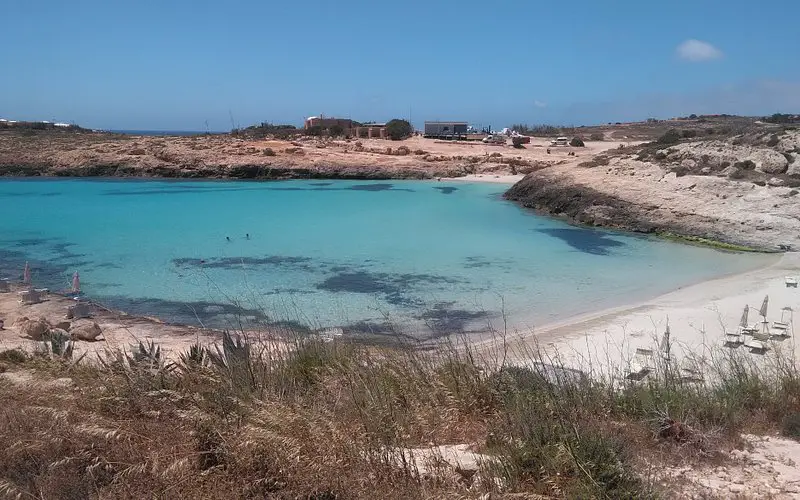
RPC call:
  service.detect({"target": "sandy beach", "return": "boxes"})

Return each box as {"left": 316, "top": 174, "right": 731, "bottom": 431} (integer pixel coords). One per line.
{"left": 479, "top": 252, "right": 800, "bottom": 378}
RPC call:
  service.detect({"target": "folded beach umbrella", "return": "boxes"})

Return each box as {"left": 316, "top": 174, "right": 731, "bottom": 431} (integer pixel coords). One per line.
{"left": 759, "top": 295, "right": 769, "bottom": 319}
{"left": 740, "top": 304, "right": 750, "bottom": 328}
{"left": 23, "top": 262, "right": 31, "bottom": 284}
{"left": 660, "top": 324, "right": 671, "bottom": 355}
{"left": 72, "top": 271, "right": 80, "bottom": 293}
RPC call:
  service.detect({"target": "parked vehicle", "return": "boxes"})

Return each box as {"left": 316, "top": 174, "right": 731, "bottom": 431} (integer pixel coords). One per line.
{"left": 550, "top": 136, "right": 569, "bottom": 146}
{"left": 482, "top": 135, "right": 507, "bottom": 144}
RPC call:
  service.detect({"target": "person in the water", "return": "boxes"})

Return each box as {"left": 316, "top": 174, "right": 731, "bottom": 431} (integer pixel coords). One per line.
{"left": 226, "top": 236, "right": 231, "bottom": 242}
{"left": 246, "top": 233, "right": 250, "bottom": 240}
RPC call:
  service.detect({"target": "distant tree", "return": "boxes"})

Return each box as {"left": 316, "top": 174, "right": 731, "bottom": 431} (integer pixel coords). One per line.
{"left": 306, "top": 125, "right": 324, "bottom": 136}
{"left": 385, "top": 119, "right": 413, "bottom": 140}
{"left": 689, "top": 114, "right": 698, "bottom": 119}
{"left": 329, "top": 124, "right": 344, "bottom": 137}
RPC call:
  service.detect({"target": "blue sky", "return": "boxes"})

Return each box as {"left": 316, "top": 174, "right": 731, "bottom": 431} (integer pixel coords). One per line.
{"left": 1, "top": 0, "right": 799, "bottom": 131}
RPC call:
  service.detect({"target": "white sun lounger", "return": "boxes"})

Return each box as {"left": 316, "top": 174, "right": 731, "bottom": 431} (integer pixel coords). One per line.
{"left": 724, "top": 332, "right": 744, "bottom": 346}
{"left": 67, "top": 302, "right": 92, "bottom": 319}
{"left": 772, "top": 322, "right": 791, "bottom": 337}
{"left": 624, "top": 348, "right": 656, "bottom": 380}
{"left": 18, "top": 289, "right": 43, "bottom": 305}
{"left": 744, "top": 337, "right": 767, "bottom": 352}
{"left": 786, "top": 277, "right": 798, "bottom": 288}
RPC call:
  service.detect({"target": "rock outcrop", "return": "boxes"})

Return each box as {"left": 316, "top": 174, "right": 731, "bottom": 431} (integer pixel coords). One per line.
{"left": 14, "top": 317, "right": 51, "bottom": 341}
{"left": 506, "top": 150, "right": 800, "bottom": 251}
{"left": 69, "top": 321, "right": 103, "bottom": 341}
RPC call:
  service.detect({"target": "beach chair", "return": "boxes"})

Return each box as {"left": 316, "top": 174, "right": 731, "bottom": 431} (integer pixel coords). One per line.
{"left": 786, "top": 276, "right": 798, "bottom": 288}
{"left": 744, "top": 336, "right": 767, "bottom": 353}
{"left": 624, "top": 348, "right": 655, "bottom": 381}
{"left": 772, "top": 322, "right": 790, "bottom": 338}
{"left": 67, "top": 302, "right": 92, "bottom": 319}
{"left": 18, "top": 289, "right": 43, "bottom": 305}
{"left": 724, "top": 331, "right": 744, "bottom": 346}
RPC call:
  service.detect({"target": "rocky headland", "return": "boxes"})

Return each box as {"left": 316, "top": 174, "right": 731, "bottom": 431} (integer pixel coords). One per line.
{"left": 505, "top": 121, "right": 800, "bottom": 251}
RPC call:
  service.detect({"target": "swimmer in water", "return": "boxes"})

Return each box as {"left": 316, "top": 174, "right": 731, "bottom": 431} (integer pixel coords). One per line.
{"left": 226, "top": 236, "right": 231, "bottom": 242}
{"left": 246, "top": 233, "right": 250, "bottom": 240}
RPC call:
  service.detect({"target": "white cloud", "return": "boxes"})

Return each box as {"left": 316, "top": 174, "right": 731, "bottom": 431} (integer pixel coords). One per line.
{"left": 534, "top": 100, "right": 547, "bottom": 108}
{"left": 676, "top": 39, "right": 723, "bottom": 62}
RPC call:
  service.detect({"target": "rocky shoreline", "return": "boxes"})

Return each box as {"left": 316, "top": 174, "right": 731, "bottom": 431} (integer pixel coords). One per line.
{"left": 506, "top": 128, "right": 800, "bottom": 252}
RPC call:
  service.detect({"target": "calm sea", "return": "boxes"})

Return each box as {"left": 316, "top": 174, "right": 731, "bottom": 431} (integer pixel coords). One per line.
{"left": 0, "top": 179, "right": 771, "bottom": 338}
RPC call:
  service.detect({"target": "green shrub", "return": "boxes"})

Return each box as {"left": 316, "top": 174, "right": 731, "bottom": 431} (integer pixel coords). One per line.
{"left": 657, "top": 129, "right": 682, "bottom": 145}
{"left": 262, "top": 148, "right": 276, "bottom": 156}
{"left": 783, "top": 413, "right": 800, "bottom": 440}
{"left": 569, "top": 137, "right": 585, "bottom": 147}
{"left": 385, "top": 119, "right": 413, "bottom": 141}
{"left": 681, "top": 129, "right": 698, "bottom": 139}
{"left": 329, "top": 124, "right": 344, "bottom": 137}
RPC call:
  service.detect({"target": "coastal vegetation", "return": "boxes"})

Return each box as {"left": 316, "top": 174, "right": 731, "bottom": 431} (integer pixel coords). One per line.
{"left": 385, "top": 119, "right": 414, "bottom": 141}
{"left": 2, "top": 330, "right": 800, "bottom": 498}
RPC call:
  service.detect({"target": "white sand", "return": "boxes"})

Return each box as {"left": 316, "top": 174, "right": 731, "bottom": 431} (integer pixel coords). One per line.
{"left": 480, "top": 252, "right": 800, "bottom": 377}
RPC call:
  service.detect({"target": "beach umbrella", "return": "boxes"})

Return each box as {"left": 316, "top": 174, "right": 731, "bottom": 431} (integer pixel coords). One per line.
{"left": 739, "top": 305, "right": 750, "bottom": 328}
{"left": 660, "top": 324, "right": 671, "bottom": 355}
{"left": 23, "top": 262, "right": 31, "bottom": 284}
{"left": 71, "top": 271, "right": 80, "bottom": 293}
{"left": 759, "top": 295, "right": 770, "bottom": 318}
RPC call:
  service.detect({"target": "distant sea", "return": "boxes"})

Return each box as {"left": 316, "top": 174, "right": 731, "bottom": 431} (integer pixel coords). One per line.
{"left": 108, "top": 130, "right": 224, "bottom": 137}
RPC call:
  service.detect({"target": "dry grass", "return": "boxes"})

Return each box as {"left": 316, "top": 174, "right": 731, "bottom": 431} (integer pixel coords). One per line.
{"left": 1, "top": 329, "right": 799, "bottom": 499}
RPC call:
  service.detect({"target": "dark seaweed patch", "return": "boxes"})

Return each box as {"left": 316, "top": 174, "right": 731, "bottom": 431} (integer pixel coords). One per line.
{"left": 93, "top": 296, "right": 269, "bottom": 328}
{"left": 262, "top": 288, "right": 317, "bottom": 296}
{"left": 348, "top": 184, "right": 414, "bottom": 192}
{"left": 103, "top": 187, "right": 270, "bottom": 196}
{"left": 537, "top": 228, "right": 626, "bottom": 256}
{"left": 433, "top": 186, "right": 458, "bottom": 195}
{"left": 316, "top": 270, "right": 460, "bottom": 307}
{"left": 0, "top": 191, "right": 61, "bottom": 198}
{"left": 173, "top": 255, "right": 315, "bottom": 271}
{"left": 415, "top": 302, "right": 489, "bottom": 333}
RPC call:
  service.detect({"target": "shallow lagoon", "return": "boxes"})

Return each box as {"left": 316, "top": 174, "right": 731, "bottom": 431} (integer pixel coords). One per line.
{"left": 0, "top": 179, "right": 771, "bottom": 337}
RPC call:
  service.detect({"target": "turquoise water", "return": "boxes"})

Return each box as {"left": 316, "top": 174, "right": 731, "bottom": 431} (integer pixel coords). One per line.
{"left": 0, "top": 179, "right": 771, "bottom": 337}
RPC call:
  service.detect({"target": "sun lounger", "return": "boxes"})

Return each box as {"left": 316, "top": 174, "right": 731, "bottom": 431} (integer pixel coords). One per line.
{"left": 67, "top": 302, "right": 92, "bottom": 319}
{"left": 18, "top": 289, "right": 43, "bottom": 305}
{"left": 787, "top": 277, "right": 798, "bottom": 288}
{"left": 724, "top": 332, "right": 744, "bottom": 346}
{"left": 744, "top": 337, "right": 767, "bottom": 353}
{"left": 624, "top": 361, "right": 651, "bottom": 381}
{"left": 0, "top": 281, "right": 9, "bottom": 292}
{"left": 772, "top": 322, "right": 791, "bottom": 337}
{"left": 624, "top": 348, "right": 656, "bottom": 380}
